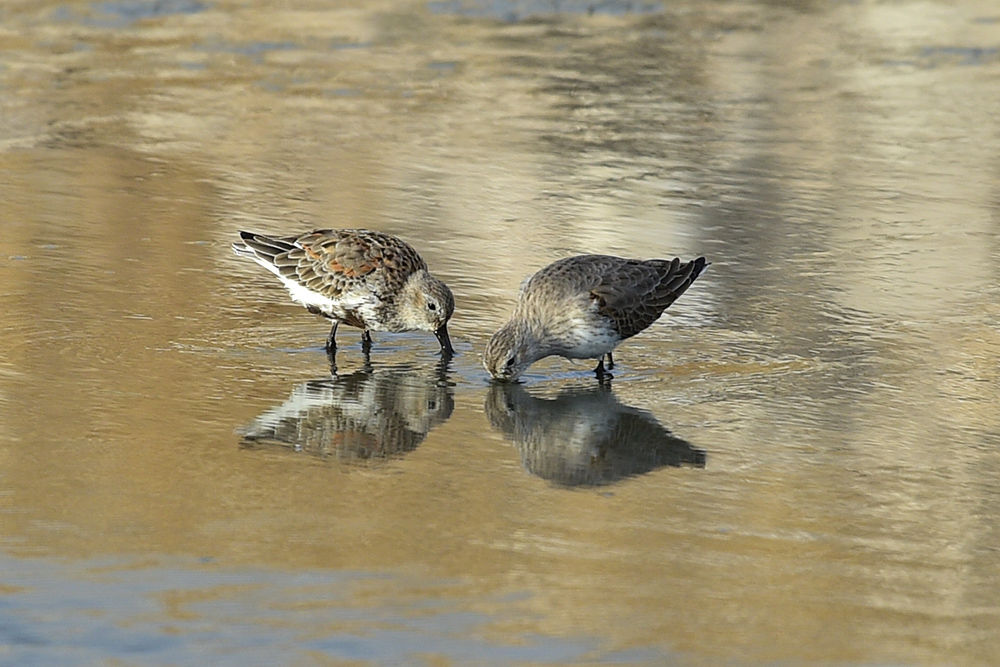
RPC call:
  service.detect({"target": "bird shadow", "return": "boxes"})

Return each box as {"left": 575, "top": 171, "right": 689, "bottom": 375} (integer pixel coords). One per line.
{"left": 238, "top": 356, "right": 454, "bottom": 465}
{"left": 484, "top": 382, "right": 706, "bottom": 487}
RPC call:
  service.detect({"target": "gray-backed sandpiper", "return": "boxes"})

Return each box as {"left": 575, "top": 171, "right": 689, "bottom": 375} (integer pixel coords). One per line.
{"left": 484, "top": 254, "right": 706, "bottom": 381}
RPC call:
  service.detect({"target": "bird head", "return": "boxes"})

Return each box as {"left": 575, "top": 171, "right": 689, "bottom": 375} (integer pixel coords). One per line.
{"left": 483, "top": 321, "right": 536, "bottom": 381}
{"left": 401, "top": 271, "right": 455, "bottom": 355}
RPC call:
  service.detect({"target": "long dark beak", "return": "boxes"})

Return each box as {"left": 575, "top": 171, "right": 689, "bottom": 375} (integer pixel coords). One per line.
{"left": 435, "top": 323, "right": 455, "bottom": 356}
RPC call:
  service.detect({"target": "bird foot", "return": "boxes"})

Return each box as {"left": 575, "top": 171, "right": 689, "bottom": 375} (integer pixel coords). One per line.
{"left": 594, "top": 358, "right": 614, "bottom": 383}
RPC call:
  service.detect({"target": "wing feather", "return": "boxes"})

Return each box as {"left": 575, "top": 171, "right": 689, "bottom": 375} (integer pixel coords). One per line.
{"left": 235, "top": 229, "right": 428, "bottom": 300}
{"left": 524, "top": 254, "right": 706, "bottom": 340}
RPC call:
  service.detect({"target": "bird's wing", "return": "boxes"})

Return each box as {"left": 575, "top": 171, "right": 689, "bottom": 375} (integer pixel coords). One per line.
{"left": 241, "top": 229, "right": 426, "bottom": 298}
{"left": 590, "top": 257, "right": 707, "bottom": 339}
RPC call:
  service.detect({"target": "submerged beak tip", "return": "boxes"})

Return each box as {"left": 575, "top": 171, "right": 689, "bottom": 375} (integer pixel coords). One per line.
{"left": 435, "top": 324, "right": 455, "bottom": 355}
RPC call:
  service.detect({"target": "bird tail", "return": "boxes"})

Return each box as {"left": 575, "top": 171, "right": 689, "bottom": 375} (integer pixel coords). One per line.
{"left": 688, "top": 257, "right": 709, "bottom": 282}
{"left": 659, "top": 256, "right": 708, "bottom": 298}
{"left": 231, "top": 239, "right": 255, "bottom": 258}
{"left": 231, "top": 231, "right": 297, "bottom": 264}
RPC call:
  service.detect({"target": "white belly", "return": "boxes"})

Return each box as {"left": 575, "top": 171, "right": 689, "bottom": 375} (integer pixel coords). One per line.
{"left": 282, "top": 277, "right": 337, "bottom": 311}
{"left": 258, "top": 261, "right": 380, "bottom": 326}
{"left": 557, "top": 318, "right": 621, "bottom": 359}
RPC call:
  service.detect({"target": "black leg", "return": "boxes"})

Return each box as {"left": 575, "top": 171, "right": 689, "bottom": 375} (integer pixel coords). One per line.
{"left": 594, "top": 357, "right": 614, "bottom": 382}
{"left": 327, "top": 347, "right": 338, "bottom": 376}
{"left": 361, "top": 330, "right": 373, "bottom": 354}
{"left": 606, "top": 352, "right": 615, "bottom": 370}
{"left": 325, "top": 321, "right": 339, "bottom": 353}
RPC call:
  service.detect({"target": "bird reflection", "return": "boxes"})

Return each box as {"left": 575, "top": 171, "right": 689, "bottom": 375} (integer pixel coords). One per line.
{"left": 239, "top": 359, "right": 454, "bottom": 464}
{"left": 485, "top": 382, "right": 705, "bottom": 486}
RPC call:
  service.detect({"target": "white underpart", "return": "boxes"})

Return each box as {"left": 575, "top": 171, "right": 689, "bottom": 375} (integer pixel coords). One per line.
{"left": 248, "top": 254, "right": 380, "bottom": 326}
{"left": 552, "top": 300, "right": 622, "bottom": 359}
{"left": 558, "top": 317, "right": 621, "bottom": 359}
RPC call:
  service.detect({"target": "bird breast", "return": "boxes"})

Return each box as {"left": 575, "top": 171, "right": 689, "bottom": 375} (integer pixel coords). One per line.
{"left": 554, "top": 318, "right": 621, "bottom": 359}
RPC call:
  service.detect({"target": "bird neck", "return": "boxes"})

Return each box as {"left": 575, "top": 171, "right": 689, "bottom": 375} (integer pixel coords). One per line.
{"left": 511, "top": 316, "right": 558, "bottom": 363}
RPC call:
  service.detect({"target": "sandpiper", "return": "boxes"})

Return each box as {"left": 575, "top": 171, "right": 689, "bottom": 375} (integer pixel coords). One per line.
{"left": 232, "top": 229, "right": 455, "bottom": 357}
{"left": 483, "top": 254, "right": 707, "bottom": 381}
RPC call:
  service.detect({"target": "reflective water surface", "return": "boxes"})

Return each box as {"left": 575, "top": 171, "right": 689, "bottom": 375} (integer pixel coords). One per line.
{"left": 486, "top": 382, "right": 706, "bottom": 486}
{"left": 2, "top": 0, "right": 1000, "bottom": 665}
{"left": 240, "top": 359, "right": 455, "bottom": 463}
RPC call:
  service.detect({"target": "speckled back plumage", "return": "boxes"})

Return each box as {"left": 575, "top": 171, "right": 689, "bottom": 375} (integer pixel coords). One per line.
{"left": 518, "top": 254, "right": 707, "bottom": 340}
{"left": 239, "top": 229, "right": 427, "bottom": 307}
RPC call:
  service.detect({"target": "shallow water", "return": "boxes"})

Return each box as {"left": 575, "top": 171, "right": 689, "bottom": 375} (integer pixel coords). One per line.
{"left": 2, "top": 0, "right": 1000, "bottom": 665}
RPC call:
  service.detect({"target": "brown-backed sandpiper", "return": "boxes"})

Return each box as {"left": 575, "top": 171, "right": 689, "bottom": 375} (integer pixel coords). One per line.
{"left": 233, "top": 229, "right": 455, "bottom": 357}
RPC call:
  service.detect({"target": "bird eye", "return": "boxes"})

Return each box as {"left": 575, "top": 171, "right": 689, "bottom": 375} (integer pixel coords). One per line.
{"left": 505, "top": 357, "right": 515, "bottom": 368}
{"left": 427, "top": 303, "right": 437, "bottom": 311}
